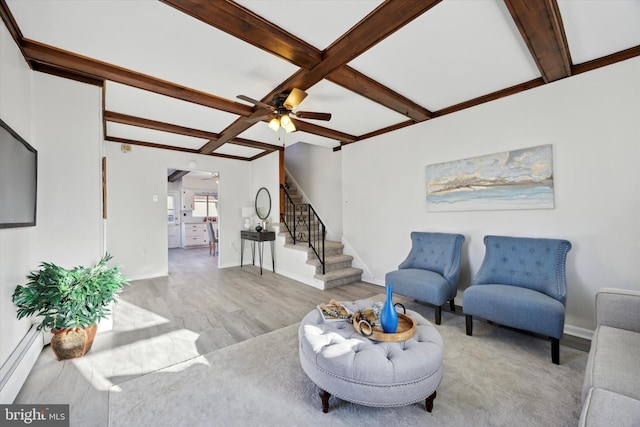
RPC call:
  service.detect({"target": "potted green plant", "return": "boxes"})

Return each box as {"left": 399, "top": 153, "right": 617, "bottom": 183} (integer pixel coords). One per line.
{"left": 11, "top": 253, "right": 128, "bottom": 360}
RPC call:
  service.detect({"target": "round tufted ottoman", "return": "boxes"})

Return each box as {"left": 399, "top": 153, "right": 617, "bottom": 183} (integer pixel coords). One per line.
{"left": 298, "top": 300, "right": 443, "bottom": 413}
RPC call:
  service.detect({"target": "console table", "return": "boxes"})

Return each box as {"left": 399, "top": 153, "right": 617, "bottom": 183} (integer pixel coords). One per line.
{"left": 240, "top": 230, "right": 275, "bottom": 275}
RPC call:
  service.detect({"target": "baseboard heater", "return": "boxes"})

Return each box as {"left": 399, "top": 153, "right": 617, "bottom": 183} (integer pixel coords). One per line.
{"left": 0, "top": 326, "right": 43, "bottom": 403}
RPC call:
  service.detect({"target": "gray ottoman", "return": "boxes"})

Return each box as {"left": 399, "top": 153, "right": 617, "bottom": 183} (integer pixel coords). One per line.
{"left": 298, "top": 300, "right": 443, "bottom": 413}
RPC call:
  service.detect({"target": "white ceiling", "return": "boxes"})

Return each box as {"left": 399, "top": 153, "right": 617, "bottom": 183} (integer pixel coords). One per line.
{"left": 5, "top": 0, "right": 640, "bottom": 159}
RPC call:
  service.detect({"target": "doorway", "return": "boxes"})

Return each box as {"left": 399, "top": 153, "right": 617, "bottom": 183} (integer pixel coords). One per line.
{"left": 167, "top": 191, "right": 180, "bottom": 248}
{"left": 167, "top": 169, "right": 220, "bottom": 270}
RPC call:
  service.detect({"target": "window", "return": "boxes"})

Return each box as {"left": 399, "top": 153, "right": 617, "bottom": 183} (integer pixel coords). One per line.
{"left": 167, "top": 195, "right": 176, "bottom": 224}
{"left": 193, "top": 194, "right": 218, "bottom": 218}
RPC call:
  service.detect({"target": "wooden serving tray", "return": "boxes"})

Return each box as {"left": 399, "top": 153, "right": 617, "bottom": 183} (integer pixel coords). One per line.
{"left": 352, "top": 309, "right": 416, "bottom": 342}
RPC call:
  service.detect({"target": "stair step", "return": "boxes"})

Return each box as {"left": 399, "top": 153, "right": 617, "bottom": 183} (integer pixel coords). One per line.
{"left": 308, "top": 241, "right": 344, "bottom": 258}
{"left": 283, "top": 241, "right": 311, "bottom": 251}
{"left": 314, "top": 267, "right": 363, "bottom": 289}
{"left": 279, "top": 183, "right": 361, "bottom": 289}
{"left": 307, "top": 254, "right": 354, "bottom": 274}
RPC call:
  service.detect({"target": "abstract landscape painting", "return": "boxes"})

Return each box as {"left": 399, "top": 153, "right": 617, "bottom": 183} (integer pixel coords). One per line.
{"left": 426, "top": 144, "right": 554, "bottom": 211}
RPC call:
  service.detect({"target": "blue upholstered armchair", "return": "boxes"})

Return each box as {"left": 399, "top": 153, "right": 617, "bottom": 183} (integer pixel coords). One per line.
{"left": 385, "top": 232, "right": 465, "bottom": 325}
{"left": 463, "top": 235, "right": 572, "bottom": 364}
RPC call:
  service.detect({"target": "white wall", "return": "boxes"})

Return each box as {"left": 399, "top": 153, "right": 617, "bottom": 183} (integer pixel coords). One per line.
{"left": 285, "top": 142, "right": 342, "bottom": 240}
{"left": 1, "top": 24, "right": 104, "bottom": 400}
{"left": 249, "top": 152, "right": 280, "bottom": 270}
{"left": 0, "top": 22, "right": 35, "bottom": 372}
{"left": 31, "top": 73, "right": 104, "bottom": 266}
{"left": 339, "top": 57, "right": 640, "bottom": 334}
{"left": 104, "top": 143, "right": 279, "bottom": 278}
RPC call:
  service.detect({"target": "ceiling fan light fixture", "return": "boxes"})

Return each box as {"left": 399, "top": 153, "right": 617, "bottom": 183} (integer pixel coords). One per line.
{"left": 268, "top": 117, "right": 280, "bottom": 132}
{"left": 283, "top": 88, "right": 307, "bottom": 111}
{"left": 280, "top": 115, "right": 296, "bottom": 133}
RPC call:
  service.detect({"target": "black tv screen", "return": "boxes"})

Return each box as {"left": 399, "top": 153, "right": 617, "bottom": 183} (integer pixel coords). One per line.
{"left": 0, "top": 118, "right": 37, "bottom": 228}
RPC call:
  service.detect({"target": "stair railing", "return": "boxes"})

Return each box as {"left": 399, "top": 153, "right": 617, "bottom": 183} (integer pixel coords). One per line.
{"left": 280, "top": 184, "right": 326, "bottom": 274}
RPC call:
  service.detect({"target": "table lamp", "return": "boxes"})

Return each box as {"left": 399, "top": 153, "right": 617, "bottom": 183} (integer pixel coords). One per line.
{"left": 242, "top": 207, "right": 253, "bottom": 230}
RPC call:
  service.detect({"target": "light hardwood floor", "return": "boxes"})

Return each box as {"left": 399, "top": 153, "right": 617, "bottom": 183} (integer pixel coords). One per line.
{"left": 14, "top": 247, "right": 384, "bottom": 426}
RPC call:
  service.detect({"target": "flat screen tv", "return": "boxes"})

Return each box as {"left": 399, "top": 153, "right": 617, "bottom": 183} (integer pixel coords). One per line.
{"left": 0, "top": 117, "right": 37, "bottom": 228}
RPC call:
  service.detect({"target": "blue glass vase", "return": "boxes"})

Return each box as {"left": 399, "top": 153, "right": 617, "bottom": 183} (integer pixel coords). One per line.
{"left": 380, "top": 284, "right": 398, "bottom": 333}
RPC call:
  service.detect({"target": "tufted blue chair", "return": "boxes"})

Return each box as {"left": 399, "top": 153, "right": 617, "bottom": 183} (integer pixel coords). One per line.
{"left": 463, "top": 235, "right": 572, "bottom": 364}
{"left": 385, "top": 232, "right": 465, "bottom": 325}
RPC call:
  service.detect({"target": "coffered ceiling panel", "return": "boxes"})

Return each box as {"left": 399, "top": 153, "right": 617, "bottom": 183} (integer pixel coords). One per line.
{"left": 106, "top": 123, "right": 207, "bottom": 151}
{"left": 303, "top": 80, "right": 408, "bottom": 135}
{"left": 348, "top": 0, "right": 540, "bottom": 111}
{"left": 3, "top": 0, "right": 639, "bottom": 161}
{"left": 235, "top": 0, "right": 384, "bottom": 50}
{"left": 213, "top": 144, "right": 263, "bottom": 158}
{"left": 105, "top": 82, "right": 239, "bottom": 133}
{"left": 557, "top": 0, "right": 640, "bottom": 64}
{"left": 8, "top": 0, "right": 299, "bottom": 99}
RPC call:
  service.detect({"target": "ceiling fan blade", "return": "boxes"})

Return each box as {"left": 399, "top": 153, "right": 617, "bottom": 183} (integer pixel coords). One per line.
{"left": 283, "top": 88, "right": 308, "bottom": 110}
{"left": 245, "top": 112, "right": 274, "bottom": 123}
{"left": 295, "top": 111, "right": 332, "bottom": 121}
{"left": 237, "top": 95, "right": 273, "bottom": 110}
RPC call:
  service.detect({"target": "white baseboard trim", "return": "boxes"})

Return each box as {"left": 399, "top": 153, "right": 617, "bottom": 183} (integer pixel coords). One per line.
{"left": 563, "top": 324, "right": 593, "bottom": 341}
{"left": 0, "top": 326, "right": 44, "bottom": 404}
{"left": 391, "top": 293, "right": 594, "bottom": 341}
{"left": 276, "top": 269, "right": 324, "bottom": 290}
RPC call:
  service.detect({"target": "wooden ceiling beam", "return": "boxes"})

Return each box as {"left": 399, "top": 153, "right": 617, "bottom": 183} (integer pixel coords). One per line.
{"left": 504, "top": 0, "right": 572, "bottom": 83}
{"left": 105, "top": 111, "right": 218, "bottom": 140}
{"left": 163, "top": 0, "right": 438, "bottom": 145}
{"left": 105, "top": 111, "right": 279, "bottom": 152}
{"left": 435, "top": 78, "right": 546, "bottom": 117}
{"left": 572, "top": 44, "right": 640, "bottom": 75}
{"left": 160, "top": 0, "right": 322, "bottom": 70}
{"left": 305, "top": 0, "right": 442, "bottom": 86}
{"left": 31, "top": 62, "right": 104, "bottom": 87}
{"left": 21, "top": 39, "right": 253, "bottom": 116}
{"left": 105, "top": 136, "right": 249, "bottom": 161}
{"left": 0, "top": 0, "right": 24, "bottom": 51}
{"left": 266, "top": 0, "right": 443, "bottom": 94}
{"left": 291, "top": 119, "right": 356, "bottom": 144}
{"left": 167, "top": 170, "right": 189, "bottom": 182}
{"left": 328, "top": 66, "right": 433, "bottom": 122}
{"left": 230, "top": 137, "right": 283, "bottom": 152}
{"left": 198, "top": 113, "right": 259, "bottom": 154}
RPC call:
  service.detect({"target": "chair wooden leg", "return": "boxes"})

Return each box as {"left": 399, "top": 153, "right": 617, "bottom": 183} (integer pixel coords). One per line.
{"left": 449, "top": 300, "right": 455, "bottom": 312}
{"left": 435, "top": 306, "right": 442, "bottom": 325}
{"left": 319, "top": 389, "right": 330, "bottom": 413}
{"left": 425, "top": 390, "right": 437, "bottom": 412}
{"left": 551, "top": 338, "right": 560, "bottom": 365}
{"left": 209, "top": 242, "right": 212, "bottom": 256}
{"left": 465, "top": 315, "right": 473, "bottom": 336}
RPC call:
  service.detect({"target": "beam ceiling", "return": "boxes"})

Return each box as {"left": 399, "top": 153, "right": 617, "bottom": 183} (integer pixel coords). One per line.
{"left": 1, "top": 0, "right": 639, "bottom": 160}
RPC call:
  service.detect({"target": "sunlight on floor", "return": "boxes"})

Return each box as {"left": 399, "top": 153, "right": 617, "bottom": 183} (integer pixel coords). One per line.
{"left": 72, "top": 328, "right": 207, "bottom": 392}
{"left": 112, "top": 299, "right": 171, "bottom": 331}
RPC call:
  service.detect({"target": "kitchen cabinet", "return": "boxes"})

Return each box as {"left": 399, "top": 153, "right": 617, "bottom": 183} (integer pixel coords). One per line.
{"left": 182, "top": 190, "right": 194, "bottom": 210}
{"left": 181, "top": 223, "right": 208, "bottom": 248}
{"left": 168, "top": 223, "right": 180, "bottom": 248}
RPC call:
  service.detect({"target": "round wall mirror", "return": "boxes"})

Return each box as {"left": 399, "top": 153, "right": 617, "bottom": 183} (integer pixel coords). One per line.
{"left": 255, "top": 187, "right": 271, "bottom": 220}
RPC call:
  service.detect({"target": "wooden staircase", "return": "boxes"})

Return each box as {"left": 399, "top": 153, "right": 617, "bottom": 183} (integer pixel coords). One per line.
{"left": 279, "top": 177, "right": 362, "bottom": 289}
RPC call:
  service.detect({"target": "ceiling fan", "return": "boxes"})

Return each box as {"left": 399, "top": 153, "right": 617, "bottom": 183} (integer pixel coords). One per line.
{"left": 237, "top": 88, "right": 331, "bottom": 133}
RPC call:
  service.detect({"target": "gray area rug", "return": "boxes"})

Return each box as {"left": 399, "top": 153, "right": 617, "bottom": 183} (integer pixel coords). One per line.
{"left": 108, "top": 302, "right": 587, "bottom": 427}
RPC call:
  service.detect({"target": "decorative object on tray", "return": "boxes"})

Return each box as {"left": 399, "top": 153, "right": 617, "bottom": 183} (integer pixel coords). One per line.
{"left": 255, "top": 225, "right": 263, "bottom": 232}
{"left": 352, "top": 305, "right": 415, "bottom": 342}
{"left": 317, "top": 301, "right": 352, "bottom": 322}
{"left": 380, "top": 284, "right": 399, "bottom": 333}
